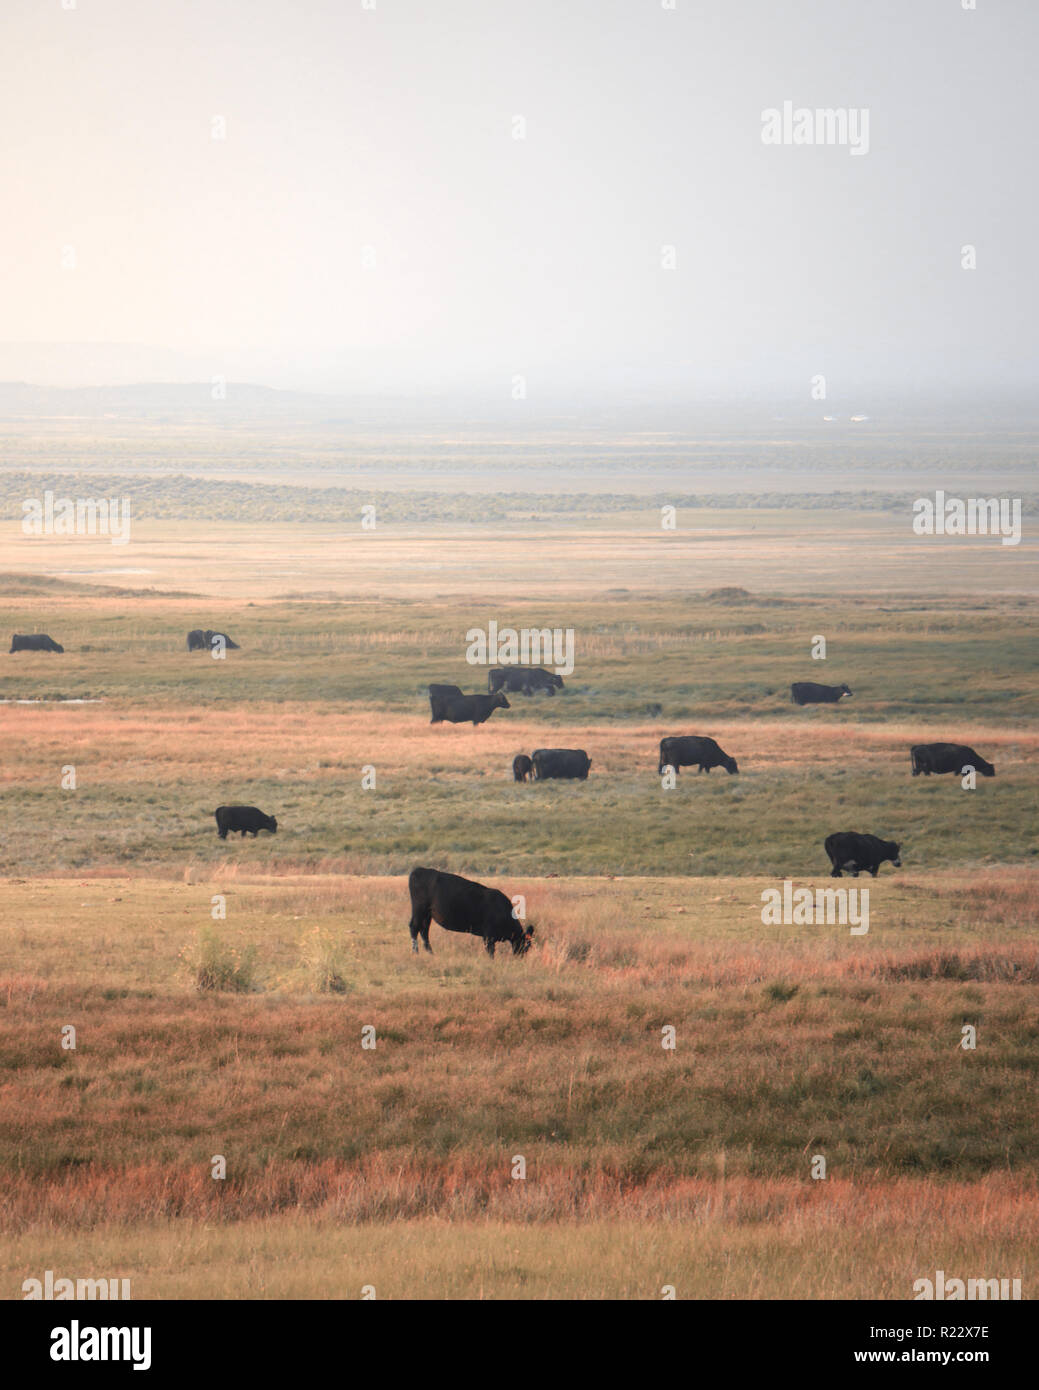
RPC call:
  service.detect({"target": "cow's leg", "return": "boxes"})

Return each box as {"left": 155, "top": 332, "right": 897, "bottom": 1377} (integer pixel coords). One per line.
{"left": 483, "top": 936, "right": 496, "bottom": 958}
{"left": 869, "top": 865, "right": 879, "bottom": 877}
{"left": 409, "top": 906, "right": 432, "bottom": 954}
{"left": 218, "top": 828, "right": 227, "bottom": 840}
{"left": 830, "top": 863, "right": 842, "bottom": 878}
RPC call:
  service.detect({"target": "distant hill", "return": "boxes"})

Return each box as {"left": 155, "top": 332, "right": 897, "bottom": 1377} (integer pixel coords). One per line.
{"left": 0, "top": 381, "right": 342, "bottom": 424}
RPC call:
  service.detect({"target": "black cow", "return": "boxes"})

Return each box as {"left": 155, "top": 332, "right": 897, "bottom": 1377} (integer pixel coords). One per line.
{"left": 531, "top": 748, "right": 591, "bottom": 780}
{"left": 824, "top": 832, "right": 902, "bottom": 878}
{"left": 428, "top": 683, "right": 464, "bottom": 722}
{"left": 407, "top": 866, "right": 534, "bottom": 957}
{"left": 791, "top": 681, "right": 852, "bottom": 705}
{"left": 658, "top": 735, "right": 738, "bottom": 775}
{"left": 214, "top": 805, "right": 278, "bottom": 839}
{"left": 189, "top": 629, "right": 239, "bottom": 652}
{"left": 513, "top": 754, "right": 533, "bottom": 782}
{"left": 488, "top": 667, "right": 564, "bottom": 696}
{"left": 10, "top": 633, "right": 64, "bottom": 653}
{"left": 436, "top": 691, "right": 510, "bottom": 725}
{"left": 911, "top": 743, "right": 995, "bottom": 778}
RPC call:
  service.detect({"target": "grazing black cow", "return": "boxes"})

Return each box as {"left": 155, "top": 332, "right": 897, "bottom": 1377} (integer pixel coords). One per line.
{"left": 791, "top": 681, "right": 852, "bottom": 705}
{"left": 407, "top": 866, "right": 534, "bottom": 957}
{"left": 513, "top": 754, "right": 533, "bottom": 782}
{"left": 824, "top": 832, "right": 902, "bottom": 878}
{"left": 911, "top": 743, "right": 995, "bottom": 778}
{"left": 428, "top": 683, "right": 464, "bottom": 722}
{"left": 214, "top": 805, "right": 278, "bottom": 839}
{"left": 658, "top": 735, "right": 738, "bottom": 775}
{"left": 9, "top": 633, "right": 64, "bottom": 653}
{"left": 189, "top": 629, "right": 239, "bottom": 652}
{"left": 436, "top": 691, "right": 510, "bottom": 725}
{"left": 488, "top": 667, "right": 564, "bottom": 696}
{"left": 531, "top": 748, "right": 591, "bottom": 780}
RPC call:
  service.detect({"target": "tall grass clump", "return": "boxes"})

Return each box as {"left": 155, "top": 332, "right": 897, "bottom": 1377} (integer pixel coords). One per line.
{"left": 298, "top": 926, "right": 352, "bottom": 994}
{"left": 184, "top": 928, "right": 259, "bottom": 994}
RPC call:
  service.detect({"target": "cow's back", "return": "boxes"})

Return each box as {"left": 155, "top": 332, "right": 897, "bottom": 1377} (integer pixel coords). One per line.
{"left": 532, "top": 747, "right": 590, "bottom": 779}
{"left": 10, "top": 633, "right": 62, "bottom": 653}
{"left": 912, "top": 741, "right": 993, "bottom": 776}
{"left": 661, "top": 735, "right": 714, "bottom": 761}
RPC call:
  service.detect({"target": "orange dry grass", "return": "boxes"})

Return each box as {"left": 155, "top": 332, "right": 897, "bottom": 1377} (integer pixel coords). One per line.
{"left": 2, "top": 871, "right": 1037, "bottom": 1264}
{"left": 1, "top": 1161, "right": 1036, "bottom": 1232}
{"left": 4, "top": 703, "right": 1036, "bottom": 786}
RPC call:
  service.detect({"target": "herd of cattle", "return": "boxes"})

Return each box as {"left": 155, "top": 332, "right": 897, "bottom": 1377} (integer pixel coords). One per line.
{"left": 423, "top": 677, "right": 996, "bottom": 785}
{"left": 8, "top": 631, "right": 1001, "bottom": 956}
{"left": 210, "top": 671, "right": 995, "bottom": 951}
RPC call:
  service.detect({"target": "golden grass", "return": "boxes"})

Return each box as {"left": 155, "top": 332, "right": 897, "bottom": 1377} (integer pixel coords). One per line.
{"left": 7, "top": 514, "right": 1036, "bottom": 598}
{"left": 2, "top": 518, "right": 1036, "bottom": 1295}
{"left": 1, "top": 870, "right": 1036, "bottom": 1278}
{"left": 4, "top": 703, "right": 1036, "bottom": 787}
{"left": 1, "top": 1160, "right": 1035, "bottom": 1231}
{"left": 2, "top": 1189, "right": 1035, "bottom": 1299}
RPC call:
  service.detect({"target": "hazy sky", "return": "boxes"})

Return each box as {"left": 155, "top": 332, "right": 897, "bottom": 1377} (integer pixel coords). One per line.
{"left": 2, "top": 0, "right": 1037, "bottom": 397}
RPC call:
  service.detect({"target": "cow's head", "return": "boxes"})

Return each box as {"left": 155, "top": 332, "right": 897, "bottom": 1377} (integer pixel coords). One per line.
{"left": 888, "top": 842, "right": 901, "bottom": 866}
{"left": 266, "top": 816, "right": 278, "bottom": 833}
{"left": 493, "top": 692, "right": 511, "bottom": 710}
{"left": 723, "top": 755, "right": 739, "bottom": 774}
{"left": 512, "top": 924, "right": 535, "bottom": 956}
{"left": 839, "top": 684, "right": 853, "bottom": 697}
{"left": 980, "top": 761, "right": 996, "bottom": 778}
{"left": 550, "top": 673, "right": 565, "bottom": 688}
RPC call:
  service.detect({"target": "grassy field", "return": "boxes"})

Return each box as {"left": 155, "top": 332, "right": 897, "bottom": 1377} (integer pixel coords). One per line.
{"left": 0, "top": 705, "right": 1035, "bottom": 878}
{"left": 2, "top": 577, "right": 1036, "bottom": 877}
{"left": 1, "top": 510, "right": 1036, "bottom": 1298}
{"left": 2, "top": 586, "right": 1038, "bottom": 717}
{"left": 3, "top": 508, "right": 1037, "bottom": 601}
{"left": 3, "top": 1203, "right": 1035, "bottom": 1300}
{"left": 1, "top": 872, "right": 1036, "bottom": 1298}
